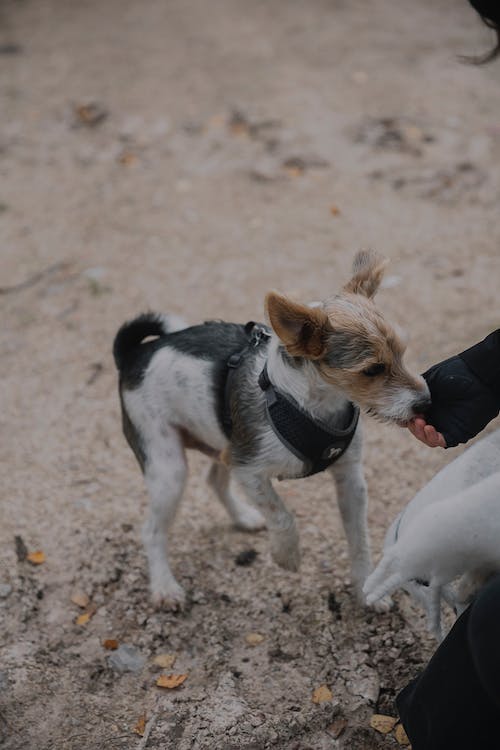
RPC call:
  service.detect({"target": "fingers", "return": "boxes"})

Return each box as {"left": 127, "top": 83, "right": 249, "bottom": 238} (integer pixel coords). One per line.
{"left": 408, "top": 417, "right": 446, "bottom": 448}
{"left": 408, "top": 417, "right": 426, "bottom": 442}
{"left": 423, "top": 423, "right": 447, "bottom": 448}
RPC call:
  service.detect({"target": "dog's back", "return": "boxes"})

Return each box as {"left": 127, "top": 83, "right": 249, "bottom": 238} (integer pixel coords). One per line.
{"left": 386, "top": 428, "right": 500, "bottom": 547}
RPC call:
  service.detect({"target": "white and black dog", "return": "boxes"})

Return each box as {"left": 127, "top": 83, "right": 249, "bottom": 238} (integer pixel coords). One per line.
{"left": 364, "top": 429, "right": 500, "bottom": 640}
{"left": 113, "top": 251, "right": 430, "bottom": 609}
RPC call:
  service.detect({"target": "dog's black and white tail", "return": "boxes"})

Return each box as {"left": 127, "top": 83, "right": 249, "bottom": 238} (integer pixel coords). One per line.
{"left": 113, "top": 312, "right": 186, "bottom": 372}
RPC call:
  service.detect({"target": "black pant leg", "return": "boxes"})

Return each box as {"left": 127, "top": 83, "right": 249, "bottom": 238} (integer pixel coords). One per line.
{"left": 396, "top": 575, "right": 500, "bottom": 750}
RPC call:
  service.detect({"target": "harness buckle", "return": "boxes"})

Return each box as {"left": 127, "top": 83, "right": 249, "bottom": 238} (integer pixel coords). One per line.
{"left": 250, "top": 324, "right": 271, "bottom": 347}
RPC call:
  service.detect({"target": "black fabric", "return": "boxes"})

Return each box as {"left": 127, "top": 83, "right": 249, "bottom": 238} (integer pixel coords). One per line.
{"left": 397, "top": 574, "right": 500, "bottom": 750}
{"left": 460, "top": 330, "right": 500, "bottom": 395}
{"left": 469, "top": 0, "right": 500, "bottom": 25}
{"left": 422, "top": 352, "right": 500, "bottom": 447}
{"left": 258, "top": 364, "right": 360, "bottom": 477}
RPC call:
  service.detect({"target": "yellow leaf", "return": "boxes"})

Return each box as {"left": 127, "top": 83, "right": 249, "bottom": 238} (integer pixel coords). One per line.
{"left": 245, "top": 632, "right": 265, "bottom": 646}
{"left": 133, "top": 713, "right": 146, "bottom": 736}
{"left": 395, "top": 723, "right": 411, "bottom": 745}
{"left": 75, "top": 612, "right": 91, "bottom": 626}
{"left": 71, "top": 591, "right": 90, "bottom": 609}
{"left": 118, "top": 151, "right": 138, "bottom": 166}
{"left": 312, "top": 684, "right": 333, "bottom": 704}
{"left": 27, "top": 551, "right": 45, "bottom": 565}
{"left": 153, "top": 653, "right": 176, "bottom": 669}
{"left": 103, "top": 639, "right": 119, "bottom": 650}
{"left": 156, "top": 673, "right": 188, "bottom": 689}
{"left": 370, "top": 714, "right": 398, "bottom": 734}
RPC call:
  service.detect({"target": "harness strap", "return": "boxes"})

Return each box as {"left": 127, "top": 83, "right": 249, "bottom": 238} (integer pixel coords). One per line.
{"left": 258, "top": 364, "right": 360, "bottom": 477}
{"left": 222, "top": 324, "right": 360, "bottom": 478}
{"left": 222, "top": 322, "right": 271, "bottom": 437}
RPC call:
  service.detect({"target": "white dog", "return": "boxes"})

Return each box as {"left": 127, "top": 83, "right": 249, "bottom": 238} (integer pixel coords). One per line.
{"left": 364, "top": 429, "right": 500, "bottom": 639}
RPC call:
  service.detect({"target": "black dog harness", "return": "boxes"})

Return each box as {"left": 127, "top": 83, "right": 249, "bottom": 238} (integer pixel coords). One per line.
{"left": 223, "top": 323, "right": 360, "bottom": 478}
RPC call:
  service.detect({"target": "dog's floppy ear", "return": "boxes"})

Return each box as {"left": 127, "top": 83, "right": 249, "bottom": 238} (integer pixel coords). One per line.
{"left": 265, "top": 292, "right": 330, "bottom": 359}
{"left": 344, "top": 250, "right": 388, "bottom": 298}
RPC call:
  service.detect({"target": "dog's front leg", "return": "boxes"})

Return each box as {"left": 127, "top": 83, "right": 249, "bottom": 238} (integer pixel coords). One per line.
{"left": 329, "top": 433, "right": 372, "bottom": 604}
{"left": 233, "top": 469, "right": 300, "bottom": 571}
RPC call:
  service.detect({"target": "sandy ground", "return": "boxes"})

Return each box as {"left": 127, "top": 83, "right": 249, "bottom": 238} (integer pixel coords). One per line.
{"left": 1, "top": 0, "right": 500, "bottom": 748}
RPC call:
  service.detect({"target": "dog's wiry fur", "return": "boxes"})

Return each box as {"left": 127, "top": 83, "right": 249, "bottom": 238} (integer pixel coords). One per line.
{"left": 113, "top": 251, "right": 430, "bottom": 609}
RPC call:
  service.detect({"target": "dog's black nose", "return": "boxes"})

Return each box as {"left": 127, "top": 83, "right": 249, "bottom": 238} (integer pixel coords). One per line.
{"left": 412, "top": 397, "right": 431, "bottom": 415}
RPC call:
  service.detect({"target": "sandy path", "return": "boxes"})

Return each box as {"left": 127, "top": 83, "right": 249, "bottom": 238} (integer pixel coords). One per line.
{"left": 1, "top": 0, "right": 499, "bottom": 747}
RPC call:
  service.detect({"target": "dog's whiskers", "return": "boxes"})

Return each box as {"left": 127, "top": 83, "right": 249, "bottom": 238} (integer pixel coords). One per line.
{"left": 364, "top": 407, "right": 407, "bottom": 426}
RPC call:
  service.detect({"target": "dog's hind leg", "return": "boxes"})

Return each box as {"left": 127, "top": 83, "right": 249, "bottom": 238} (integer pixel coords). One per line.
{"left": 427, "top": 583, "right": 444, "bottom": 641}
{"left": 142, "top": 426, "right": 188, "bottom": 610}
{"left": 207, "top": 462, "right": 266, "bottom": 531}
{"left": 233, "top": 469, "right": 300, "bottom": 571}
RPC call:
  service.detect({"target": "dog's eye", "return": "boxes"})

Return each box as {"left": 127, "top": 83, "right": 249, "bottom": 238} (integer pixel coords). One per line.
{"left": 362, "top": 363, "right": 385, "bottom": 377}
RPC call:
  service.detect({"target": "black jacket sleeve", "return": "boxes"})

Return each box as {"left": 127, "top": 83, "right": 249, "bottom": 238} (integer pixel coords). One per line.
{"left": 459, "top": 330, "right": 500, "bottom": 396}
{"left": 422, "top": 330, "right": 500, "bottom": 447}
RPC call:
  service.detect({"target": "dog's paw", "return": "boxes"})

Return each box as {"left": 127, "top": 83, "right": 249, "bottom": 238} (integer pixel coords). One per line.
{"left": 356, "top": 584, "right": 393, "bottom": 612}
{"left": 151, "top": 581, "right": 186, "bottom": 611}
{"left": 270, "top": 526, "right": 301, "bottom": 572}
{"left": 234, "top": 504, "right": 266, "bottom": 532}
{"left": 368, "top": 594, "right": 394, "bottom": 613}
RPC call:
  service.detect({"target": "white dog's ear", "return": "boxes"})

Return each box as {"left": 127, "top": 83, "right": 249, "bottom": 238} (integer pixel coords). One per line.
{"left": 344, "top": 250, "right": 388, "bottom": 298}
{"left": 265, "top": 291, "right": 330, "bottom": 359}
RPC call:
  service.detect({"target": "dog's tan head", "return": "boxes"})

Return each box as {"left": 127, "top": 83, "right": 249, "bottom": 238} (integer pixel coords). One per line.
{"left": 265, "top": 250, "right": 429, "bottom": 425}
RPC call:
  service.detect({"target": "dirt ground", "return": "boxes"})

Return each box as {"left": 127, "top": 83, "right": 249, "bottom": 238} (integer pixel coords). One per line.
{"left": 1, "top": 0, "right": 500, "bottom": 748}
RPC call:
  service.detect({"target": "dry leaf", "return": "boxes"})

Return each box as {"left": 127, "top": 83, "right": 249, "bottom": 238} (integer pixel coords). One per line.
{"left": 103, "top": 639, "right": 119, "bottom": 650}
{"left": 311, "top": 684, "right": 333, "bottom": 704}
{"left": 228, "top": 111, "right": 249, "bottom": 136}
{"left": 75, "top": 612, "right": 91, "bottom": 626}
{"left": 370, "top": 714, "right": 398, "bottom": 734}
{"left": 208, "top": 113, "right": 225, "bottom": 128}
{"left": 330, "top": 205, "right": 341, "bottom": 216}
{"left": 284, "top": 166, "right": 303, "bottom": 178}
{"left": 153, "top": 653, "right": 176, "bottom": 669}
{"left": 327, "top": 717, "right": 347, "bottom": 738}
{"left": 156, "top": 673, "right": 188, "bottom": 689}
{"left": 133, "top": 713, "right": 147, "bottom": 736}
{"left": 27, "top": 550, "right": 45, "bottom": 565}
{"left": 118, "top": 151, "right": 138, "bottom": 166}
{"left": 395, "top": 723, "right": 410, "bottom": 745}
{"left": 71, "top": 591, "right": 90, "bottom": 609}
{"left": 75, "top": 103, "right": 108, "bottom": 126}
{"left": 245, "top": 633, "right": 265, "bottom": 646}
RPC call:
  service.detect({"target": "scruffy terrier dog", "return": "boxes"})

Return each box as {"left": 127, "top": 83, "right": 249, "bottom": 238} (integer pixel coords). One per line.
{"left": 113, "top": 251, "right": 430, "bottom": 609}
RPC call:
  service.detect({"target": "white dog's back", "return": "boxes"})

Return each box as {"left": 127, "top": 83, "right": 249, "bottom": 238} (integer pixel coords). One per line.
{"left": 366, "top": 471, "right": 500, "bottom": 597}
{"left": 366, "top": 430, "right": 500, "bottom": 639}
{"left": 386, "top": 429, "right": 500, "bottom": 547}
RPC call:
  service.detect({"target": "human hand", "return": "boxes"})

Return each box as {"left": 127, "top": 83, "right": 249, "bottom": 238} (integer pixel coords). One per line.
{"left": 407, "top": 416, "right": 446, "bottom": 448}
{"left": 410, "top": 355, "right": 500, "bottom": 448}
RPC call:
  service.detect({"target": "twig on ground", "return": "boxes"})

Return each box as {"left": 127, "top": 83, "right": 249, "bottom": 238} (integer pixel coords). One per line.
{"left": 137, "top": 713, "right": 158, "bottom": 750}
{"left": 0, "top": 261, "right": 70, "bottom": 295}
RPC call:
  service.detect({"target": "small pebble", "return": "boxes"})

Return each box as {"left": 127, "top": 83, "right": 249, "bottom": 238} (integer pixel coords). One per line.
{"left": 235, "top": 549, "right": 258, "bottom": 566}
{"left": 108, "top": 644, "right": 146, "bottom": 673}
{"left": 0, "top": 584, "right": 12, "bottom": 599}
